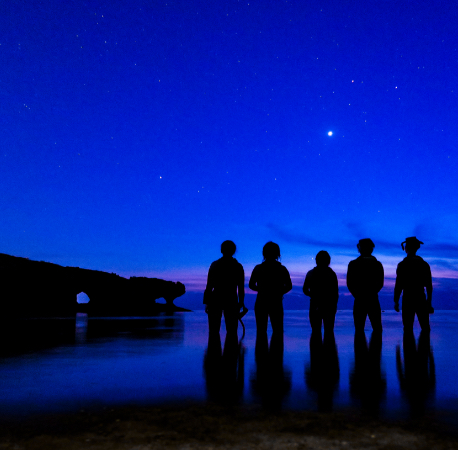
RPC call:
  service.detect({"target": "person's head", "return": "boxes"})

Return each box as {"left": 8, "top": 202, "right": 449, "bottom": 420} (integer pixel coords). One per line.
{"left": 221, "top": 240, "right": 236, "bottom": 257}
{"left": 357, "top": 238, "right": 375, "bottom": 256}
{"left": 402, "top": 236, "right": 423, "bottom": 255}
{"left": 262, "top": 241, "right": 281, "bottom": 261}
{"left": 315, "top": 250, "right": 331, "bottom": 267}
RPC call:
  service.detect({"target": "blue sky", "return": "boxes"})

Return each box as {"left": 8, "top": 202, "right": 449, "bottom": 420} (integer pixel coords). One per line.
{"left": 1, "top": 0, "right": 457, "bottom": 301}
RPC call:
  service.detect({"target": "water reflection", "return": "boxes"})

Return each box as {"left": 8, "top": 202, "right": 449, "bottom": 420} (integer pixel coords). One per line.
{"left": 305, "top": 330, "right": 340, "bottom": 411}
{"left": 0, "top": 317, "right": 76, "bottom": 356}
{"left": 75, "top": 313, "right": 89, "bottom": 344}
{"left": 203, "top": 333, "right": 245, "bottom": 404}
{"left": 0, "top": 313, "right": 185, "bottom": 357}
{"left": 86, "top": 314, "right": 185, "bottom": 342}
{"left": 349, "top": 331, "right": 386, "bottom": 415}
{"left": 396, "top": 331, "right": 436, "bottom": 417}
{"left": 1, "top": 311, "right": 457, "bottom": 426}
{"left": 250, "top": 332, "right": 292, "bottom": 410}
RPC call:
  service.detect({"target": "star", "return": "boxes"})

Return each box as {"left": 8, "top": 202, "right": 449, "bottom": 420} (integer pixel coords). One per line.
{"left": 328, "top": 131, "right": 333, "bottom": 136}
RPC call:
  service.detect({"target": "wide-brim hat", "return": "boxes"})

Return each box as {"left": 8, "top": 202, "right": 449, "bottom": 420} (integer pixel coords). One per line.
{"left": 401, "top": 236, "right": 424, "bottom": 250}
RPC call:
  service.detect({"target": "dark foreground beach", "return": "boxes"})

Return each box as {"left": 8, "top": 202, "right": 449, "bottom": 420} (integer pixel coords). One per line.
{"left": 1, "top": 403, "right": 458, "bottom": 449}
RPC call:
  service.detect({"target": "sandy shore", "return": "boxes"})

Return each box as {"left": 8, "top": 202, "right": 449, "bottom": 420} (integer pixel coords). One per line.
{"left": 1, "top": 403, "right": 457, "bottom": 449}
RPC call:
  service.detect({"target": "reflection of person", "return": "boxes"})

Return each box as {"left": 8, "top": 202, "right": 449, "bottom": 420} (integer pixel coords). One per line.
{"left": 305, "top": 330, "right": 339, "bottom": 412}
{"left": 396, "top": 331, "right": 435, "bottom": 417}
{"left": 303, "top": 251, "right": 339, "bottom": 334}
{"left": 203, "top": 332, "right": 245, "bottom": 404}
{"left": 204, "top": 240, "right": 245, "bottom": 335}
{"left": 349, "top": 331, "right": 386, "bottom": 415}
{"left": 394, "top": 237, "right": 433, "bottom": 332}
{"left": 347, "top": 239, "right": 384, "bottom": 333}
{"left": 249, "top": 242, "right": 292, "bottom": 335}
{"left": 250, "top": 331, "right": 291, "bottom": 410}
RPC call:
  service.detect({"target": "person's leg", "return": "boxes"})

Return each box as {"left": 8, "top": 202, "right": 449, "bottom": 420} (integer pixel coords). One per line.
{"left": 401, "top": 304, "right": 415, "bottom": 333}
{"left": 309, "top": 308, "right": 322, "bottom": 334}
{"left": 323, "top": 308, "right": 337, "bottom": 336}
{"left": 255, "top": 301, "right": 268, "bottom": 335}
{"left": 223, "top": 306, "right": 239, "bottom": 336}
{"left": 208, "top": 308, "right": 222, "bottom": 335}
{"left": 269, "top": 302, "right": 284, "bottom": 335}
{"left": 367, "top": 300, "right": 383, "bottom": 333}
{"left": 353, "top": 300, "right": 367, "bottom": 333}
{"left": 416, "top": 303, "right": 431, "bottom": 332}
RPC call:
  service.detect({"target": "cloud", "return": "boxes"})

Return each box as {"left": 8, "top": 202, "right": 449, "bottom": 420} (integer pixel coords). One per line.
{"left": 266, "top": 222, "right": 353, "bottom": 250}
{"left": 267, "top": 222, "right": 458, "bottom": 262}
{"left": 266, "top": 222, "right": 397, "bottom": 252}
{"left": 428, "top": 259, "right": 458, "bottom": 271}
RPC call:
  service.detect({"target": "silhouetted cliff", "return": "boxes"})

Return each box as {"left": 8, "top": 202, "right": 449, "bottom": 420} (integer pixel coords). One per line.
{"left": 0, "top": 253, "right": 186, "bottom": 318}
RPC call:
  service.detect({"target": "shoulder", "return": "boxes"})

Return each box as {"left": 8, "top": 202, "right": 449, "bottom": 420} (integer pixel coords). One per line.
{"left": 209, "top": 259, "right": 221, "bottom": 269}
{"left": 417, "top": 256, "right": 431, "bottom": 269}
{"left": 373, "top": 257, "right": 383, "bottom": 268}
{"left": 251, "top": 264, "right": 262, "bottom": 273}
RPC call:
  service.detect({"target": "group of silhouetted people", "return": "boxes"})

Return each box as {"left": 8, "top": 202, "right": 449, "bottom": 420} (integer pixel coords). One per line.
{"left": 204, "top": 236, "right": 433, "bottom": 335}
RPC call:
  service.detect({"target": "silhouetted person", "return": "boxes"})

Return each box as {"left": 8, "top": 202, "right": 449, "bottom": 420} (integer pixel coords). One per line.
{"left": 347, "top": 238, "right": 384, "bottom": 333}
{"left": 249, "top": 242, "right": 292, "bottom": 335}
{"left": 396, "top": 330, "right": 435, "bottom": 417}
{"left": 203, "top": 331, "right": 245, "bottom": 404}
{"left": 204, "top": 240, "right": 245, "bottom": 336}
{"left": 305, "top": 329, "right": 340, "bottom": 412}
{"left": 250, "top": 331, "right": 292, "bottom": 410}
{"left": 394, "top": 237, "right": 433, "bottom": 332}
{"left": 350, "top": 330, "right": 386, "bottom": 416}
{"left": 303, "top": 251, "right": 339, "bottom": 335}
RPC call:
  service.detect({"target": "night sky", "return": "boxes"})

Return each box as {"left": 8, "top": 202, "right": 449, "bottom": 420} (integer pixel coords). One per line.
{"left": 1, "top": 0, "right": 457, "bottom": 303}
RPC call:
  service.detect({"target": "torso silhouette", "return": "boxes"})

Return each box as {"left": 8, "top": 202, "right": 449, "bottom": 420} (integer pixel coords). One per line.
{"left": 250, "top": 260, "right": 291, "bottom": 302}
{"left": 304, "top": 266, "right": 338, "bottom": 311}
{"left": 395, "top": 255, "right": 432, "bottom": 301}
{"left": 347, "top": 255, "right": 384, "bottom": 299}
{"left": 206, "top": 256, "right": 244, "bottom": 308}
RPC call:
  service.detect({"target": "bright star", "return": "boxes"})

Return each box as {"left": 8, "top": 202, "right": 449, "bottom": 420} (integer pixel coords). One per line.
{"left": 328, "top": 131, "right": 333, "bottom": 136}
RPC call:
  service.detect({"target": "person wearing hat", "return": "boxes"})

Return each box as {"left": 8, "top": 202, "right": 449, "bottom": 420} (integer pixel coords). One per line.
{"left": 346, "top": 238, "right": 384, "bottom": 333}
{"left": 204, "top": 240, "right": 245, "bottom": 336}
{"left": 303, "top": 250, "right": 339, "bottom": 335}
{"left": 394, "top": 237, "right": 433, "bottom": 332}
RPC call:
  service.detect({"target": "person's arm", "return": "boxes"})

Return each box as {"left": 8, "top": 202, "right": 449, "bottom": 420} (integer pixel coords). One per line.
{"left": 302, "top": 272, "right": 311, "bottom": 297}
{"left": 394, "top": 265, "right": 402, "bottom": 312}
{"left": 377, "top": 262, "right": 384, "bottom": 293}
{"left": 238, "top": 266, "right": 245, "bottom": 307}
{"left": 203, "top": 264, "right": 214, "bottom": 311}
{"left": 282, "top": 267, "right": 293, "bottom": 295}
{"left": 346, "top": 262, "right": 354, "bottom": 297}
{"left": 248, "top": 266, "right": 258, "bottom": 292}
{"left": 425, "top": 262, "right": 433, "bottom": 312}
{"left": 333, "top": 271, "right": 339, "bottom": 304}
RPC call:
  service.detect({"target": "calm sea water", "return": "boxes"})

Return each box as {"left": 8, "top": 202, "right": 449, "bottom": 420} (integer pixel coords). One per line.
{"left": 0, "top": 311, "right": 457, "bottom": 426}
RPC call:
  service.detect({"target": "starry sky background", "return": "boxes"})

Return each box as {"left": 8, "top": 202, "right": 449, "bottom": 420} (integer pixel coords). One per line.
{"left": 1, "top": 0, "right": 457, "bottom": 309}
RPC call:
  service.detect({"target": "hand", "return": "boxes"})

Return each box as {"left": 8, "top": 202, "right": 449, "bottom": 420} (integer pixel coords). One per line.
{"left": 394, "top": 302, "right": 400, "bottom": 313}
{"left": 205, "top": 305, "right": 209, "bottom": 314}
{"left": 427, "top": 302, "right": 434, "bottom": 314}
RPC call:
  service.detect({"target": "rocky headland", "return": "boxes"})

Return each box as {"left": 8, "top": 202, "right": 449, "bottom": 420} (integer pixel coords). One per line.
{"left": 0, "top": 253, "right": 187, "bottom": 317}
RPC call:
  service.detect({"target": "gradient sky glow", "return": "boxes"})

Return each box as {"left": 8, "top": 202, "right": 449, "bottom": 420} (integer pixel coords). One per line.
{"left": 1, "top": 0, "right": 457, "bottom": 302}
